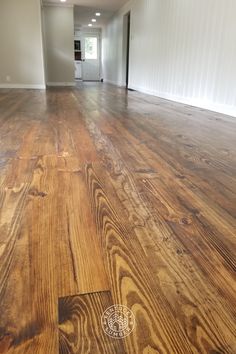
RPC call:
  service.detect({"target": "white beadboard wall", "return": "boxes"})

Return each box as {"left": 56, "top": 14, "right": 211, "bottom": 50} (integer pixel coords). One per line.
{"left": 102, "top": 0, "right": 236, "bottom": 117}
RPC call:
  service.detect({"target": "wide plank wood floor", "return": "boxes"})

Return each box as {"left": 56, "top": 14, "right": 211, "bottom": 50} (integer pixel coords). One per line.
{"left": 0, "top": 83, "right": 235, "bottom": 353}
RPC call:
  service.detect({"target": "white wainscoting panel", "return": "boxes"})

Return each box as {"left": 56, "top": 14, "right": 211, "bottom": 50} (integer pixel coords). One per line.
{"left": 102, "top": 0, "right": 236, "bottom": 117}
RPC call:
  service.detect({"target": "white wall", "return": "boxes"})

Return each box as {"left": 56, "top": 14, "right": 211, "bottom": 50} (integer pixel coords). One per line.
{"left": 102, "top": 2, "right": 131, "bottom": 86}
{"left": 43, "top": 5, "right": 74, "bottom": 86}
{"left": 0, "top": 0, "right": 45, "bottom": 89}
{"left": 102, "top": 0, "right": 236, "bottom": 117}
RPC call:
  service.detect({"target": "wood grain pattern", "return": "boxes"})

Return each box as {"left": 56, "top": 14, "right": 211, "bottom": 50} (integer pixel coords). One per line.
{"left": 84, "top": 163, "right": 194, "bottom": 353}
{"left": 59, "top": 291, "right": 125, "bottom": 354}
{"left": 0, "top": 83, "right": 235, "bottom": 353}
{"left": 0, "top": 156, "right": 59, "bottom": 353}
{"left": 81, "top": 126, "right": 236, "bottom": 353}
{"left": 57, "top": 156, "right": 109, "bottom": 297}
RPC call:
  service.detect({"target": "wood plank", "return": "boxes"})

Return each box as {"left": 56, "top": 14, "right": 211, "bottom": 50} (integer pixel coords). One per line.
{"left": 59, "top": 291, "right": 126, "bottom": 354}
{"left": 0, "top": 157, "right": 40, "bottom": 353}
{"left": 0, "top": 156, "right": 59, "bottom": 353}
{"left": 23, "top": 156, "right": 59, "bottom": 353}
{"left": 57, "top": 156, "right": 109, "bottom": 297}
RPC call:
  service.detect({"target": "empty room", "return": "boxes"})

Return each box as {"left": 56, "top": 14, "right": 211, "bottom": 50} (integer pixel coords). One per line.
{"left": 0, "top": 0, "right": 235, "bottom": 353}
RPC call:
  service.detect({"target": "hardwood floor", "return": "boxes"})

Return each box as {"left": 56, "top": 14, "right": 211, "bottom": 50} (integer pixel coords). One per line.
{"left": 0, "top": 83, "right": 235, "bottom": 353}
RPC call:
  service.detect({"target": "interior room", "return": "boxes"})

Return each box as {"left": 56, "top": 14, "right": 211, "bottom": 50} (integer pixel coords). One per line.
{"left": 0, "top": 0, "right": 235, "bottom": 353}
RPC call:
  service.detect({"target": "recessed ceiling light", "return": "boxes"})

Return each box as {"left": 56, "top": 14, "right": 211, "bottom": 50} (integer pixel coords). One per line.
{"left": 95, "top": 12, "right": 101, "bottom": 16}
{"left": 92, "top": 19, "right": 96, "bottom": 22}
{"left": 60, "top": 0, "right": 67, "bottom": 2}
{"left": 88, "top": 24, "right": 92, "bottom": 27}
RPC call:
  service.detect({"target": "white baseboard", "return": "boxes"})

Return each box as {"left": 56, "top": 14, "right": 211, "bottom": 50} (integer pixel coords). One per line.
{"left": 103, "top": 79, "right": 236, "bottom": 118}
{"left": 128, "top": 85, "right": 236, "bottom": 118}
{"left": 47, "top": 82, "right": 76, "bottom": 87}
{"left": 0, "top": 83, "right": 46, "bottom": 90}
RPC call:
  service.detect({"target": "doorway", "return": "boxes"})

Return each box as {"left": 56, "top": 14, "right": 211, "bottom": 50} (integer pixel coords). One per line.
{"left": 123, "top": 12, "right": 131, "bottom": 88}
{"left": 126, "top": 12, "right": 131, "bottom": 88}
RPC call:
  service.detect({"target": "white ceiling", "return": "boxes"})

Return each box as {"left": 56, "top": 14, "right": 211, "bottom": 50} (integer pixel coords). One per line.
{"left": 44, "top": 0, "right": 128, "bottom": 12}
{"left": 74, "top": 6, "right": 112, "bottom": 29}
{"left": 43, "top": 0, "right": 128, "bottom": 29}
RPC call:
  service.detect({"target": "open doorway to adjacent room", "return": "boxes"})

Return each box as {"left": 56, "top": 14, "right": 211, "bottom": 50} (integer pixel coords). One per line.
{"left": 73, "top": 6, "right": 112, "bottom": 82}
{"left": 123, "top": 11, "right": 131, "bottom": 88}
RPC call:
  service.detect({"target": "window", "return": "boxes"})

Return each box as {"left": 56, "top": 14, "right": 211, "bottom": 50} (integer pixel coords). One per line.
{"left": 85, "top": 37, "right": 98, "bottom": 60}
